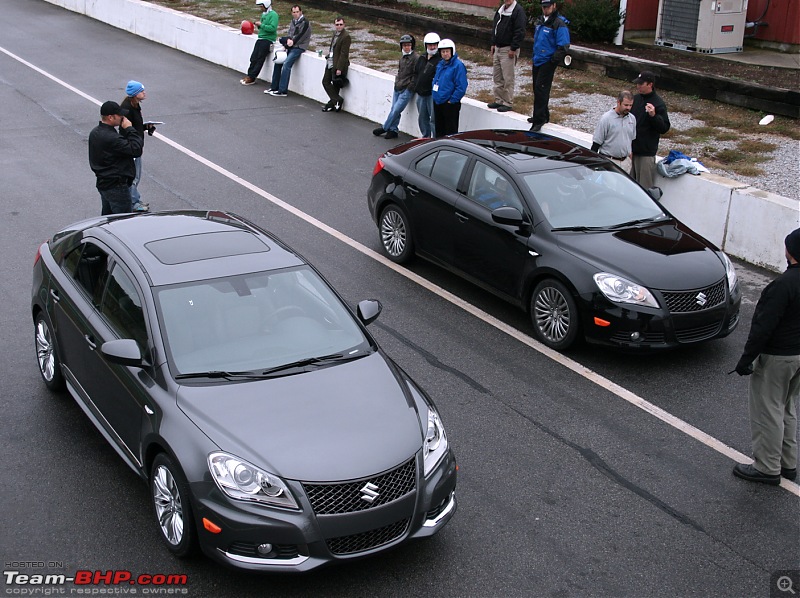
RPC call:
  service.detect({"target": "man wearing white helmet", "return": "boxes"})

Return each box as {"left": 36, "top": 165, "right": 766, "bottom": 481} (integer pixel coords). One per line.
{"left": 240, "top": 0, "right": 278, "bottom": 86}
{"left": 413, "top": 32, "right": 442, "bottom": 138}
{"left": 432, "top": 39, "right": 468, "bottom": 137}
{"left": 373, "top": 34, "right": 418, "bottom": 140}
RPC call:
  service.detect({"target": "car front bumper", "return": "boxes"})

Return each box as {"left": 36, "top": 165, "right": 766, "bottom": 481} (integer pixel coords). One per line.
{"left": 191, "top": 450, "right": 457, "bottom": 572}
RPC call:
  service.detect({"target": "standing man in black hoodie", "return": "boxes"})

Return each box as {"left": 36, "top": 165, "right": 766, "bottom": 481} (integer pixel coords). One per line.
{"left": 488, "top": 0, "right": 526, "bottom": 113}
{"left": 733, "top": 228, "right": 800, "bottom": 486}
{"left": 414, "top": 32, "right": 441, "bottom": 138}
{"left": 630, "top": 70, "right": 670, "bottom": 189}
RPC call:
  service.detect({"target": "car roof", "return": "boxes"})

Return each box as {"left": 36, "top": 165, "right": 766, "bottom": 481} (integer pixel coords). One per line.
{"left": 78, "top": 211, "right": 305, "bottom": 287}
{"left": 397, "top": 129, "right": 602, "bottom": 174}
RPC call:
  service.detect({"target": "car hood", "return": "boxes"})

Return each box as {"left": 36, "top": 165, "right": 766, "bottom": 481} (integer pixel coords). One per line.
{"left": 176, "top": 353, "right": 423, "bottom": 482}
{"left": 558, "top": 221, "right": 725, "bottom": 290}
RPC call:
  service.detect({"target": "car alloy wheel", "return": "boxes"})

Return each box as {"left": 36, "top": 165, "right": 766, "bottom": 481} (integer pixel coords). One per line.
{"left": 150, "top": 454, "right": 197, "bottom": 557}
{"left": 531, "top": 279, "right": 580, "bottom": 351}
{"left": 34, "top": 312, "right": 64, "bottom": 391}
{"left": 379, "top": 205, "right": 414, "bottom": 263}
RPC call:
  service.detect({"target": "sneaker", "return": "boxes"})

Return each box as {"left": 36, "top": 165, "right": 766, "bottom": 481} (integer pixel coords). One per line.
{"left": 529, "top": 124, "right": 543, "bottom": 132}
{"left": 321, "top": 104, "right": 335, "bottom": 112}
{"left": 264, "top": 89, "right": 278, "bottom": 95}
{"left": 385, "top": 131, "right": 398, "bottom": 140}
{"left": 372, "top": 127, "right": 386, "bottom": 136}
{"left": 487, "top": 102, "right": 501, "bottom": 109}
{"left": 496, "top": 105, "right": 512, "bottom": 112}
{"left": 782, "top": 467, "right": 797, "bottom": 480}
{"left": 334, "top": 99, "right": 343, "bottom": 112}
{"left": 527, "top": 116, "right": 535, "bottom": 123}
{"left": 132, "top": 203, "right": 150, "bottom": 213}
{"left": 272, "top": 91, "right": 288, "bottom": 97}
{"left": 240, "top": 77, "right": 256, "bottom": 85}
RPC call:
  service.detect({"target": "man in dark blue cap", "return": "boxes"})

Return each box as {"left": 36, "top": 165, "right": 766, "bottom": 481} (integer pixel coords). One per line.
{"left": 88, "top": 101, "right": 143, "bottom": 215}
{"left": 733, "top": 228, "right": 800, "bottom": 485}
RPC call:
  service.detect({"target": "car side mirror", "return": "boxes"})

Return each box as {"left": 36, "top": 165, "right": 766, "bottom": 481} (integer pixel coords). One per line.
{"left": 492, "top": 206, "right": 525, "bottom": 226}
{"left": 647, "top": 187, "right": 663, "bottom": 201}
{"left": 101, "top": 339, "right": 144, "bottom": 367}
{"left": 357, "top": 299, "right": 382, "bottom": 326}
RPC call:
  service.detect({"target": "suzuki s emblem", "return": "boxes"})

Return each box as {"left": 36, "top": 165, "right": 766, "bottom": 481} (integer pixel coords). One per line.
{"left": 360, "top": 482, "right": 380, "bottom": 503}
{"left": 696, "top": 292, "right": 707, "bottom": 307}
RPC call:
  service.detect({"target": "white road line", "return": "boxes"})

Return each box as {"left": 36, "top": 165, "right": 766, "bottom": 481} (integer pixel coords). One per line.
{"left": 5, "top": 45, "right": 797, "bottom": 496}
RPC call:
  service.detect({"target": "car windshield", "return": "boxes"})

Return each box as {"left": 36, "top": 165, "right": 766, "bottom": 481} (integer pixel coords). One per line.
{"left": 154, "top": 266, "right": 371, "bottom": 376}
{"left": 522, "top": 165, "right": 666, "bottom": 229}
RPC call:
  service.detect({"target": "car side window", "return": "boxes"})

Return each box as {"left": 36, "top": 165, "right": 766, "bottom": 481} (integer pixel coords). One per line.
{"left": 101, "top": 264, "right": 148, "bottom": 353}
{"left": 466, "top": 161, "right": 524, "bottom": 212}
{"left": 415, "top": 150, "right": 468, "bottom": 192}
{"left": 64, "top": 243, "right": 110, "bottom": 307}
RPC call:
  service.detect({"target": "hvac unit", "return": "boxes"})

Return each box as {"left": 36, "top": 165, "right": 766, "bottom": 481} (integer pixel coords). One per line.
{"left": 656, "top": 0, "right": 748, "bottom": 54}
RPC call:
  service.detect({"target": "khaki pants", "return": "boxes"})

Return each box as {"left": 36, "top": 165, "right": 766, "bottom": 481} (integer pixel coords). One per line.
{"left": 631, "top": 155, "right": 657, "bottom": 189}
{"left": 492, "top": 46, "right": 519, "bottom": 107}
{"left": 749, "top": 353, "right": 800, "bottom": 475}
{"left": 609, "top": 155, "right": 632, "bottom": 174}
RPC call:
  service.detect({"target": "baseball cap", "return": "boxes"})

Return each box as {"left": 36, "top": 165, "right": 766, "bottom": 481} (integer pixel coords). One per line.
{"left": 633, "top": 71, "right": 656, "bottom": 84}
{"left": 541, "top": 0, "right": 555, "bottom": 5}
{"left": 100, "top": 101, "right": 129, "bottom": 117}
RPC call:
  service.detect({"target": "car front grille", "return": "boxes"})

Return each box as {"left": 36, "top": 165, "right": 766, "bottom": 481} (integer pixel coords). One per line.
{"left": 326, "top": 518, "right": 410, "bottom": 555}
{"left": 661, "top": 281, "right": 725, "bottom": 313}
{"left": 302, "top": 457, "right": 417, "bottom": 515}
{"left": 674, "top": 319, "right": 724, "bottom": 343}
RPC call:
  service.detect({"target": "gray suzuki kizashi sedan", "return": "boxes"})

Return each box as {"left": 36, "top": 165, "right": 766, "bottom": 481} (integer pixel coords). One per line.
{"left": 31, "top": 210, "right": 457, "bottom": 571}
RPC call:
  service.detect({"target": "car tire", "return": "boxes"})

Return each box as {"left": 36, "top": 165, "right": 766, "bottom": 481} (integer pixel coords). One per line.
{"left": 34, "top": 312, "right": 65, "bottom": 391}
{"left": 530, "top": 279, "right": 581, "bottom": 351}
{"left": 379, "top": 204, "right": 415, "bottom": 264}
{"left": 150, "top": 454, "right": 198, "bottom": 558}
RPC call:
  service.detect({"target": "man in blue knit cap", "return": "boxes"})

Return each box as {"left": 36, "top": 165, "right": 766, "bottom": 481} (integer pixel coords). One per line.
{"left": 121, "top": 80, "right": 155, "bottom": 212}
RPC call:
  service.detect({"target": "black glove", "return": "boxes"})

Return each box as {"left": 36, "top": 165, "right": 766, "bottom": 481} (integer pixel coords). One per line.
{"left": 147, "top": 125, "right": 156, "bottom": 136}
{"left": 734, "top": 359, "right": 754, "bottom": 376}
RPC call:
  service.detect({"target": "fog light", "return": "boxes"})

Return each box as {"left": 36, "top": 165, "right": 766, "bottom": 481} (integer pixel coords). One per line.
{"left": 630, "top": 332, "right": 641, "bottom": 341}
{"left": 257, "top": 543, "right": 273, "bottom": 556}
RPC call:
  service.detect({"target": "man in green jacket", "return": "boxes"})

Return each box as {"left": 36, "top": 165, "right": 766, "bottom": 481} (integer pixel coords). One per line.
{"left": 241, "top": 0, "right": 278, "bottom": 85}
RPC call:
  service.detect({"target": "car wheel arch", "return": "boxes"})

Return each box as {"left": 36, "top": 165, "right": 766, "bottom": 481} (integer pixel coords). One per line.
{"left": 523, "top": 270, "right": 581, "bottom": 314}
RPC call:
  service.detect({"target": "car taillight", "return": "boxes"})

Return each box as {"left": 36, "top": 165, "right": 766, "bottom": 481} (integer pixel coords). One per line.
{"left": 34, "top": 242, "right": 46, "bottom": 266}
{"left": 372, "top": 158, "right": 385, "bottom": 177}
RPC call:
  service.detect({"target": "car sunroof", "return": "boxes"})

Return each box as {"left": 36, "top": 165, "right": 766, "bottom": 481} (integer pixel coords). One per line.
{"left": 145, "top": 231, "right": 269, "bottom": 265}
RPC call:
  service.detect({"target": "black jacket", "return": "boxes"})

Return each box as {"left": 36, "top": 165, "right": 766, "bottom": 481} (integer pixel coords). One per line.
{"left": 88, "top": 122, "right": 143, "bottom": 190}
{"left": 631, "top": 91, "right": 670, "bottom": 156}
{"left": 738, "top": 263, "right": 800, "bottom": 367}
{"left": 395, "top": 51, "right": 418, "bottom": 92}
{"left": 120, "top": 97, "right": 145, "bottom": 146}
{"left": 491, "top": 2, "right": 526, "bottom": 51}
{"left": 414, "top": 52, "right": 442, "bottom": 97}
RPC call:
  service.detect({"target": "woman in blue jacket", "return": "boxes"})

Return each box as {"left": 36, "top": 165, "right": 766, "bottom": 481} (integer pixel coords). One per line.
{"left": 432, "top": 39, "right": 468, "bottom": 137}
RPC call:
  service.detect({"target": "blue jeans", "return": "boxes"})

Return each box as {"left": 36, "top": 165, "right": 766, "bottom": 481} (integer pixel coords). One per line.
{"left": 129, "top": 156, "right": 142, "bottom": 205}
{"left": 271, "top": 47, "right": 304, "bottom": 93}
{"left": 382, "top": 89, "right": 414, "bottom": 133}
{"left": 99, "top": 183, "right": 132, "bottom": 215}
{"left": 416, "top": 94, "right": 435, "bottom": 138}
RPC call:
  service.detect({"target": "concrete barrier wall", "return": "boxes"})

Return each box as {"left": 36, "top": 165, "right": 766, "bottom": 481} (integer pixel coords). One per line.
{"left": 45, "top": 0, "right": 800, "bottom": 272}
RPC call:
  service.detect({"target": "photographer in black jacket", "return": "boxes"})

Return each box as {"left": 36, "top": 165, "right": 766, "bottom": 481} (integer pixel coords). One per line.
{"left": 88, "top": 101, "right": 143, "bottom": 215}
{"left": 733, "top": 228, "right": 800, "bottom": 485}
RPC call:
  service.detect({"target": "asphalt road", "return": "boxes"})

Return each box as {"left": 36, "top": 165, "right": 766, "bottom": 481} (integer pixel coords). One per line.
{"left": 1, "top": 2, "right": 798, "bottom": 597}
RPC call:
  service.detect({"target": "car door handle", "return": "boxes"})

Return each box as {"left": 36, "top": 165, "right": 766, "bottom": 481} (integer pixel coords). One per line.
{"left": 49, "top": 289, "right": 60, "bottom": 302}
{"left": 456, "top": 212, "right": 469, "bottom": 223}
{"left": 406, "top": 184, "right": 420, "bottom": 196}
{"left": 84, "top": 334, "right": 97, "bottom": 350}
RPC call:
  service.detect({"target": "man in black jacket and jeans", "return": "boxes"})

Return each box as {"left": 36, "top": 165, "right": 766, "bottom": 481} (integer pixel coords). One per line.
{"left": 733, "top": 228, "right": 800, "bottom": 485}
{"left": 88, "top": 101, "right": 143, "bottom": 215}
{"left": 488, "top": 0, "right": 526, "bottom": 113}
{"left": 630, "top": 71, "right": 670, "bottom": 189}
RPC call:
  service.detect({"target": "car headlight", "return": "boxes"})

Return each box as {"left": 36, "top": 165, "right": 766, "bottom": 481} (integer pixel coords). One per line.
{"left": 208, "top": 452, "right": 299, "bottom": 509}
{"left": 423, "top": 408, "right": 448, "bottom": 477}
{"left": 593, "top": 272, "right": 659, "bottom": 308}
{"left": 720, "top": 252, "right": 738, "bottom": 294}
